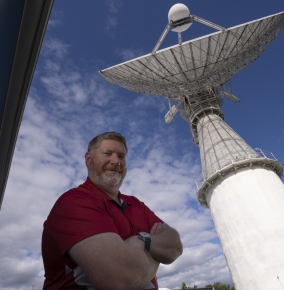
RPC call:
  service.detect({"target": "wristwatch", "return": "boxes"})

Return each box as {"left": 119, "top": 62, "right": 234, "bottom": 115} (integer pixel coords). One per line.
{"left": 137, "top": 232, "right": 152, "bottom": 252}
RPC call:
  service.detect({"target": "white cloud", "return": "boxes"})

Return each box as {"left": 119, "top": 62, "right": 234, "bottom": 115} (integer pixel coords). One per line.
{"left": 48, "top": 18, "right": 62, "bottom": 28}
{"left": 115, "top": 47, "right": 145, "bottom": 61}
{"left": 104, "top": 0, "right": 125, "bottom": 33}
{"left": 158, "top": 253, "right": 232, "bottom": 289}
{"left": 106, "top": 16, "right": 119, "bottom": 31}
{"left": 105, "top": 0, "right": 124, "bottom": 14}
{"left": 42, "top": 37, "right": 70, "bottom": 59}
{"left": 47, "top": 10, "right": 63, "bottom": 29}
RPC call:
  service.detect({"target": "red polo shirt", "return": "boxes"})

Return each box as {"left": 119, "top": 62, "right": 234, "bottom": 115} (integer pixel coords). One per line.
{"left": 42, "top": 177, "right": 162, "bottom": 289}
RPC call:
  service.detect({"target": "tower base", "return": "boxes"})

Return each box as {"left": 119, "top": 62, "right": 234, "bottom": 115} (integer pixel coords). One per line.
{"left": 207, "top": 167, "right": 284, "bottom": 290}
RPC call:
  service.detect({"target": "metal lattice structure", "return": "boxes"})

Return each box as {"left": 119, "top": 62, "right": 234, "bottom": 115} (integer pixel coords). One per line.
{"left": 198, "top": 114, "right": 260, "bottom": 180}
{"left": 196, "top": 113, "right": 283, "bottom": 207}
{"left": 100, "top": 11, "right": 284, "bottom": 99}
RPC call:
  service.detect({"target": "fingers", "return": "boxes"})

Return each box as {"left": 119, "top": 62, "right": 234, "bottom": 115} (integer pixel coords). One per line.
{"left": 156, "top": 222, "right": 164, "bottom": 234}
{"left": 150, "top": 222, "right": 164, "bottom": 235}
{"left": 150, "top": 223, "right": 158, "bottom": 235}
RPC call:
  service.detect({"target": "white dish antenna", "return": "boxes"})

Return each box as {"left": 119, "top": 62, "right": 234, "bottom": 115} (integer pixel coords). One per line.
{"left": 100, "top": 11, "right": 284, "bottom": 100}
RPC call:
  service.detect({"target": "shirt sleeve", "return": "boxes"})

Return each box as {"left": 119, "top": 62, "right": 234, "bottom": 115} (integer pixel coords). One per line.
{"left": 45, "top": 190, "right": 118, "bottom": 256}
{"left": 129, "top": 196, "right": 163, "bottom": 230}
{"left": 141, "top": 202, "right": 163, "bottom": 228}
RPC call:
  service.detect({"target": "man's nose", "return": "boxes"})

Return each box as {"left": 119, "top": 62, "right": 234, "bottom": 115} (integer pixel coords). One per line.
{"left": 110, "top": 154, "right": 120, "bottom": 164}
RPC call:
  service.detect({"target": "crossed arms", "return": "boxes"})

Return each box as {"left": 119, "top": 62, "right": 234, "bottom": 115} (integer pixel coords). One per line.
{"left": 69, "top": 222, "right": 183, "bottom": 290}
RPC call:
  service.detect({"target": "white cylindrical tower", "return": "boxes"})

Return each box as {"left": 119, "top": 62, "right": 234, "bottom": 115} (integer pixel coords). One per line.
{"left": 197, "top": 113, "right": 284, "bottom": 290}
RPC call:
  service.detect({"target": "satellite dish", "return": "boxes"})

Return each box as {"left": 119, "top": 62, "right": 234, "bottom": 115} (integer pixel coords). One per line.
{"left": 100, "top": 12, "right": 284, "bottom": 98}
{"left": 168, "top": 3, "right": 192, "bottom": 32}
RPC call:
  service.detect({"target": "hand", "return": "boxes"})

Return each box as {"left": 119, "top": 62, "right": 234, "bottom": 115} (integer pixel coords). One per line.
{"left": 148, "top": 223, "right": 183, "bottom": 264}
{"left": 150, "top": 222, "right": 165, "bottom": 235}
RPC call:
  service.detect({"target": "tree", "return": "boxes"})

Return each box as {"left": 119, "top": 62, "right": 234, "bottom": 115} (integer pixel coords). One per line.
{"left": 181, "top": 281, "right": 235, "bottom": 290}
{"left": 181, "top": 282, "right": 198, "bottom": 289}
{"left": 181, "top": 282, "right": 188, "bottom": 290}
{"left": 204, "top": 282, "right": 235, "bottom": 290}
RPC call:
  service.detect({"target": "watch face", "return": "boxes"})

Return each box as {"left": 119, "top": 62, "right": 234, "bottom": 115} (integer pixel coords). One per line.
{"left": 138, "top": 232, "right": 151, "bottom": 252}
{"left": 139, "top": 232, "right": 151, "bottom": 239}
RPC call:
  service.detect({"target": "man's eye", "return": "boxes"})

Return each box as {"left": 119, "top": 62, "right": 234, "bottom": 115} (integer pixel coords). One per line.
{"left": 119, "top": 155, "right": 125, "bottom": 159}
{"left": 103, "top": 152, "right": 111, "bottom": 156}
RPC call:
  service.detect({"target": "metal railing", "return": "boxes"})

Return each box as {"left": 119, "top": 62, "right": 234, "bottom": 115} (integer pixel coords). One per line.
{"left": 196, "top": 148, "right": 283, "bottom": 207}
{"left": 254, "top": 148, "right": 278, "bottom": 160}
{"left": 201, "top": 148, "right": 281, "bottom": 181}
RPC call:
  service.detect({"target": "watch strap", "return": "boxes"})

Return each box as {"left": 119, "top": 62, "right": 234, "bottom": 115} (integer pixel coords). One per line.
{"left": 138, "top": 232, "right": 152, "bottom": 252}
{"left": 144, "top": 237, "right": 151, "bottom": 252}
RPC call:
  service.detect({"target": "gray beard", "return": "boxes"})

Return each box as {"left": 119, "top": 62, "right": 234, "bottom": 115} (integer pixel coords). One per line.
{"left": 89, "top": 170, "right": 123, "bottom": 192}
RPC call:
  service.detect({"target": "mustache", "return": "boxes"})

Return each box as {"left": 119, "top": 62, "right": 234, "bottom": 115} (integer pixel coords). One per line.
{"left": 103, "top": 164, "right": 123, "bottom": 173}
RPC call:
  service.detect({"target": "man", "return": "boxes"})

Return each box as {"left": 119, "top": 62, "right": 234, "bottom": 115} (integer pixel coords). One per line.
{"left": 42, "top": 132, "right": 183, "bottom": 290}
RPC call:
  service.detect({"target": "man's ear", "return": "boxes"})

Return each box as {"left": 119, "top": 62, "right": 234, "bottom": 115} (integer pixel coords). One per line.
{"left": 85, "top": 152, "right": 91, "bottom": 166}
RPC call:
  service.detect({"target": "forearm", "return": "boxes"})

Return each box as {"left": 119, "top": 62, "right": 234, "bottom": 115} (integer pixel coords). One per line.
{"left": 69, "top": 233, "right": 159, "bottom": 290}
{"left": 122, "top": 237, "right": 159, "bottom": 288}
{"left": 150, "top": 224, "right": 183, "bottom": 264}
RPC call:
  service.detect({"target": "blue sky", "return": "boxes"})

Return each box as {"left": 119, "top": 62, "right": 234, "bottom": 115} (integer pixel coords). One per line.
{"left": 0, "top": 1, "right": 284, "bottom": 289}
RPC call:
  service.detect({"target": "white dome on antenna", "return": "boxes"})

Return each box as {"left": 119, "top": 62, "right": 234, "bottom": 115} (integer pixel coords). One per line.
{"left": 168, "top": 3, "right": 192, "bottom": 33}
